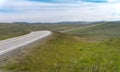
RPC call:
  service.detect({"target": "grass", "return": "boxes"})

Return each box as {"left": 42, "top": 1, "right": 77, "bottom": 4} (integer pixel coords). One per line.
{"left": 0, "top": 23, "right": 87, "bottom": 40}
{"left": 1, "top": 22, "right": 120, "bottom": 72}
{"left": 66, "top": 23, "right": 120, "bottom": 40}
{"left": 1, "top": 32, "right": 120, "bottom": 72}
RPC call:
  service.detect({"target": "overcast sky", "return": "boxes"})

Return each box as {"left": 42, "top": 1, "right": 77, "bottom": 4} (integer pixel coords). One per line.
{"left": 0, "top": 0, "right": 120, "bottom": 22}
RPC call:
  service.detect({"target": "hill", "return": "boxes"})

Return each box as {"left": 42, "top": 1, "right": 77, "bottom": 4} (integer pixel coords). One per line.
{"left": 0, "top": 21, "right": 120, "bottom": 72}
{"left": 66, "top": 22, "right": 120, "bottom": 40}
{"left": 0, "top": 23, "right": 89, "bottom": 40}
{"left": 1, "top": 32, "right": 120, "bottom": 72}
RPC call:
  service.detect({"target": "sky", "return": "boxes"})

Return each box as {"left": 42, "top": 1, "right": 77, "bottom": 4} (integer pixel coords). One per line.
{"left": 0, "top": 0, "right": 120, "bottom": 22}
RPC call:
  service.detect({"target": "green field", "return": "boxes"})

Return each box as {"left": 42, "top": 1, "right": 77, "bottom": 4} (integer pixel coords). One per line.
{"left": 66, "top": 22, "right": 120, "bottom": 38}
{"left": 63, "top": 22, "right": 120, "bottom": 42}
{"left": 0, "top": 23, "right": 87, "bottom": 40}
{"left": 0, "top": 22, "right": 120, "bottom": 72}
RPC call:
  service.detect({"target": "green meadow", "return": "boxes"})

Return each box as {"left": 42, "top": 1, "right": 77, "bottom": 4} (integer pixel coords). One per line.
{"left": 0, "top": 22, "right": 120, "bottom": 72}
{"left": 0, "top": 23, "right": 86, "bottom": 40}
{"left": 66, "top": 22, "right": 120, "bottom": 40}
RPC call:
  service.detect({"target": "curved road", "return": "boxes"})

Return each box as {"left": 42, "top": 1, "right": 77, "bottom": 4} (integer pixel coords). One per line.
{"left": 0, "top": 31, "right": 51, "bottom": 55}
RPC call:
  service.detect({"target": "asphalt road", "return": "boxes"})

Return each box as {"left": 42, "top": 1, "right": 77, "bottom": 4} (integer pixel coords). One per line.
{"left": 0, "top": 31, "right": 51, "bottom": 55}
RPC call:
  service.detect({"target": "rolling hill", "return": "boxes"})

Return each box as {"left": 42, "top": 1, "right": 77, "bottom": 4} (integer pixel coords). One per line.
{"left": 0, "top": 21, "right": 120, "bottom": 72}
{"left": 66, "top": 22, "right": 120, "bottom": 41}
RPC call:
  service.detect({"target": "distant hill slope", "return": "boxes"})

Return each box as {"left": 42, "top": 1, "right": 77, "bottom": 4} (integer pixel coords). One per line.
{"left": 67, "top": 22, "right": 120, "bottom": 38}
{"left": 0, "top": 21, "right": 120, "bottom": 40}
{"left": 0, "top": 23, "right": 88, "bottom": 40}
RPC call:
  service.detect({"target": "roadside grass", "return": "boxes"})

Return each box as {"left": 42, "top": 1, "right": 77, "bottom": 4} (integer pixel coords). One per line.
{"left": 1, "top": 32, "right": 120, "bottom": 72}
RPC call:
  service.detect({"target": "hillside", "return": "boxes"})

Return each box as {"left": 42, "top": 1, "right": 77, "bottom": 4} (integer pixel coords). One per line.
{"left": 0, "top": 22, "right": 120, "bottom": 72}
{"left": 66, "top": 22, "right": 120, "bottom": 40}
{"left": 0, "top": 23, "right": 88, "bottom": 40}
{"left": 0, "top": 32, "right": 120, "bottom": 72}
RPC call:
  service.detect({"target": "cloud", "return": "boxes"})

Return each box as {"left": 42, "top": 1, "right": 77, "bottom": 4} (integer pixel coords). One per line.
{"left": 0, "top": 0, "right": 120, "bottom": 22}
{"left": 107, "top": 0, "right": 120, "bottom": 2}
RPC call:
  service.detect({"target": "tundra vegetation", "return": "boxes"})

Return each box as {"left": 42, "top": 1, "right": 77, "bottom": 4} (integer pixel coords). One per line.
{"left": 0, "top": 22, "right": 120, "bottom": 72}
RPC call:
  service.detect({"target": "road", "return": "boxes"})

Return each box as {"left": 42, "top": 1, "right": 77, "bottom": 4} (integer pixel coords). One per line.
{"left": 60, "top": 22, "right": 105, "bottom": 32}
{"left": 0, "top": 31, "right": 51, "bottom": 55}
